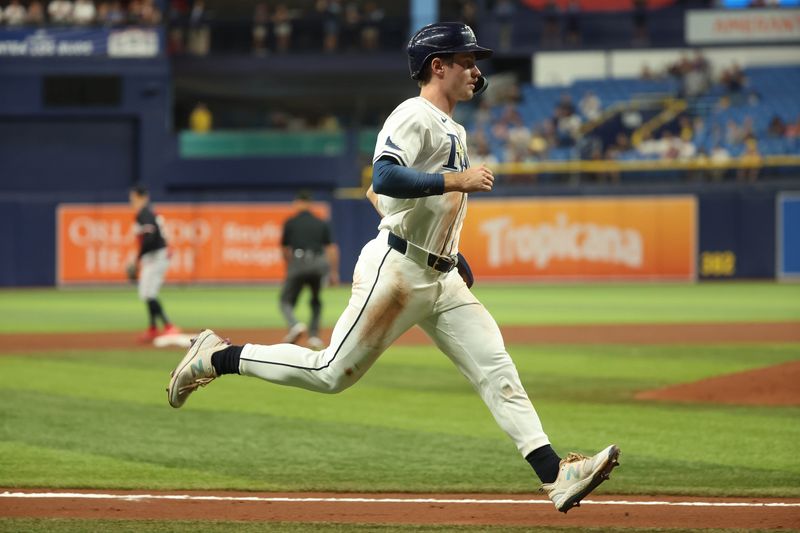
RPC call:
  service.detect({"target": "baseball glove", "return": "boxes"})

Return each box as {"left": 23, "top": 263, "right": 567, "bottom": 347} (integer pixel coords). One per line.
{"left": 456, "top": 252, "right": 474, "bottom": 288}
{"left": 125, "top": 261, "right": 138, "bottom": 283}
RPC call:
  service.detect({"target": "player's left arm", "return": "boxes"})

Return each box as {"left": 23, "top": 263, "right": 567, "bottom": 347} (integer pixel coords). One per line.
{"left": 325, "top": 244, "right": 340, "bottom": 286}
{"left": 365, "top": 185, "right": 384, "bottom": 217}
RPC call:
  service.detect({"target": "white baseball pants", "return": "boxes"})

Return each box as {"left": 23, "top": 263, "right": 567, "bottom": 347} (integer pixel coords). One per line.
{"left": 138, "top": 248, "right": 170, "bottom": 301}
{"left": 240, "top": 230, "right": 550, "bottom": 457}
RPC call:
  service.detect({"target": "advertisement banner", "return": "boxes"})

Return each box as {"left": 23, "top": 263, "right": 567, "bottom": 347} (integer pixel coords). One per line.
{"left": 686, "top": 8, "right": 800, "bottom": 44}
{"left": 0, "top": 27, "right": 161, "bottom": 57}
{"left": 57, "top": 203, "right": 329, "bottom": 284}
{"left": 459, "top": 196, "right": 696, "bottom": 281}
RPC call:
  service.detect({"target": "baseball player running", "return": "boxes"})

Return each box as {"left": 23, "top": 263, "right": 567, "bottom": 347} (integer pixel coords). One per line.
{"left": 128, "top": 185, "right": 180, "bottom": 342}
{"left": 166, "top": 22, "right": 619, "bottom": 513}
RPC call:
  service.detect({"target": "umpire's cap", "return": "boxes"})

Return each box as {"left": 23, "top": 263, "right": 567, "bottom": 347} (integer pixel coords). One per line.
{"left": 407, "top": 22, "right": 493, "bottom": 81}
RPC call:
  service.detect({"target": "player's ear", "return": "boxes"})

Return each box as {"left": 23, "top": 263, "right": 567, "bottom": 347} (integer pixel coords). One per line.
{"left": 430, "top": 57, "right": 445, "bottom": 78}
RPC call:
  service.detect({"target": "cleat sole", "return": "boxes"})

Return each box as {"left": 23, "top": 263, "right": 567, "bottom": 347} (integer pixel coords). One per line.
{"left": 560, "top": 445, "right": 621, "bottom": 514}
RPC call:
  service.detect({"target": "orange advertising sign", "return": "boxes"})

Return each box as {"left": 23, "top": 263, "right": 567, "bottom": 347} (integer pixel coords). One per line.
{"left": 459, "top": 196, "right": 696, "bottom": 281}
{"left": 57, "top": 203, "right": 329, "bottom": 284}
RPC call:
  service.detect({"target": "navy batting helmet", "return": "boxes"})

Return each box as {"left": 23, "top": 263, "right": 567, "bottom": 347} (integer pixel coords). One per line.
{"left": 407, "top": 22, "right": 493, "bottom": 93}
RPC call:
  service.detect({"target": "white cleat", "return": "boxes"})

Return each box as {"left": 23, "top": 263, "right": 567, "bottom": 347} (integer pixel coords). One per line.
{"left": 166, "top": 329, "right": 229, "bottom": 408}
{"left": 307, "top": 336, "right": 325, "bottom": 350}
{"left": 541, "top": 444, "right": 621, "bottom": 513}
{"left": 282, "top": 322, "right": 307, "bottom": 344}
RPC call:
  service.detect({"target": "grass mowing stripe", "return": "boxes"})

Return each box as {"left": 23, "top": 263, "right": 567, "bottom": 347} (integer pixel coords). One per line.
{"left": 2, "top": 283, "right": 799, "bottom": 333}
{"left": 1, "top": 343, "right": 798, "bottom": 496}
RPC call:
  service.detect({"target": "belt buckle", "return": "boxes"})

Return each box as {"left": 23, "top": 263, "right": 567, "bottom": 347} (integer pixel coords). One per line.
{"left": 431, "top": 255, "right": 455, "bottom": 272}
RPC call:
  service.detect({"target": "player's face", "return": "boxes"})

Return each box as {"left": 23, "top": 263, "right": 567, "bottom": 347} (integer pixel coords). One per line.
{"left": 445, "top": 52, "right": 481, "bottom": 101}
{"left": 129, "top": 191, "right": 145, "bottom": 210}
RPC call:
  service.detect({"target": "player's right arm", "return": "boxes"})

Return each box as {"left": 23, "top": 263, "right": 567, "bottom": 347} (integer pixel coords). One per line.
{"left": 372, "top": 158, "right": 494, "bottom": 197}
{"left": 443, "top": 164, "right": 494, "bottom": 193}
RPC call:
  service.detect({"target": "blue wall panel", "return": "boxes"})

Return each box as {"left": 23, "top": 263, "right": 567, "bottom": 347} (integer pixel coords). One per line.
{"left": 777, "top": 193, "right": 800, "bottom": 279}
{"left": 0, "top": 200, "right": 56, "bottom": 286}
{"left": 697, "top": 190, "right": 775, "bottom": 279}
{"left": 0, "top": 119, "right": 136, "bottom": 192}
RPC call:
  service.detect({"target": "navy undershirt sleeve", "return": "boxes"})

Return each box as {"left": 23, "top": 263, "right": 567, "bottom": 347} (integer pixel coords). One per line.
{"left": 372, "top": 158, "right": 445, "bottom": 198}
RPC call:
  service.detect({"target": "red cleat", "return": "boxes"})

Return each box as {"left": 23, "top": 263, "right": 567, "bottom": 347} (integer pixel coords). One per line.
{"left": 162, "top": 324, "right": 182, "bottom": 335}
{"left": 138, "top": 326, "right": 159, "bottom": 343}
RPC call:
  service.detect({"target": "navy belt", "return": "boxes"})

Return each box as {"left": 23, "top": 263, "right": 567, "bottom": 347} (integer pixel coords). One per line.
{"left": 387, "top": 232, "right": 456, "bottom": 273}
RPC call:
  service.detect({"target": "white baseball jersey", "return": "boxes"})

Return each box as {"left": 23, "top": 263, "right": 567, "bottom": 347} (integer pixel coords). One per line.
{"left": 372, "top": 97, "right": 469, "bottom": 257}
{"left": 238, "top": 95, "right": 551, "bottom": 460}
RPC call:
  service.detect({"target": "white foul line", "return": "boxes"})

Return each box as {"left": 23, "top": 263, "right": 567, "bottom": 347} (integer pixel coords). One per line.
{"left": 1, "top": 492, "right": 799, "bottom": 508}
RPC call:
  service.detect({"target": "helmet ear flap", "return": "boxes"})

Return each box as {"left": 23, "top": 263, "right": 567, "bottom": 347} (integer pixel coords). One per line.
{"left": 473, "top": 75, "right": 489, "bottom": 96}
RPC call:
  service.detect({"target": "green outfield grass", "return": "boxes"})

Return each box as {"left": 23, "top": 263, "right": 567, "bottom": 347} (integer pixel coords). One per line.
{"left": 1, "top": 283, "right": 799, "bottom": 532}
{"left": 1, "top": 282, "right": 799, "bottom": 333}
{"left": 1, "top": 343, "right": 798, "bottom": 496}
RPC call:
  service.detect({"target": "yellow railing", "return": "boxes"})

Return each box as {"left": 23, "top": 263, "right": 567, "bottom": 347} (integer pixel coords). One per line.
{"left": 333, "top": 155, "right": 800, "bottom": 199}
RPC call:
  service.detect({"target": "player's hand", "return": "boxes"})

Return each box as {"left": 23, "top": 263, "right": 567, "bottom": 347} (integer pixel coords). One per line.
{"left": 329, "top": 271, "right": 340, "bottom": 287}
{"left": 125, "top": 261, "right": 138, "bottom": 283}
{"left": 444, "top": 164, "right": 494, "bottom": 193}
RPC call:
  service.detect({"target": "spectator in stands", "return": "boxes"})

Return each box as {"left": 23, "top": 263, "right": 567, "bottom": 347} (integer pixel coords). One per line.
{"left": 506, "top": 119, "right": 533, "bottom": 162}
{"left": 639, "top": 64, "right": 656, "bottom": 81}
{"left": 360, "top": 1, "right": 383, "bottom": 51}
{"left": 141, "top": 0, "right": 162, "bottom": 25}
{"left": 72, "top": 0, "right": 96, "bottom": 25}
{"left": 692, "top": 116, "right": 706, "bottom": 143}
{"left": 166, "top": 0, "right": 188, "bottom": 53}
{"left": 683, "top": 51, "right": 711, "bottom": 97}
{"left": 460, "top": 0, "right": 478, "bottom": 34}
{"left": 189, "top": 102, "right": 212, "bottom": 133}
{"left": 541, "top": 0, "right": 560, "bottom": 48}
{"left": 690, "top": 148, "right": 709, "bottom": 182}
{"left": 3, "top": 0, "right": 27, "bottom": 25}
{"left": 709, "top": 142, "right": 731, "bottom": 182}
{"left": 564, "top": 0, "right": 581, "bottom": 46}
{"left": 322, "top": 0, "right": 342, "bottom": 53}
{"left": 607, "top": 132, "right": 632, "bottom": 158}
{"left": 553, "top": 94, "right": 581, "bottom": 147}
{"left": 786, "top": 115, "right": 800, "bottom": 138}
{"left": 187, "top": 0, "right": 210, "bottom": 55}
{"left": 26, "top": 0, "right": 45, "bottom": 25}
{"left": 272, "top": 3, "right": 292, "bottom": 53}
{"left": 494, "top": 0, "right": 515, "bottom": 51}
{"left": 724, "top": 119, "right": 742, "bottom": 146}
{"left": 48, "top": 0, "right": 73, "bottom": 25}
{"left": 660, "top": 130, "right": 682, "bottom": 160}
{"left": 768, "top": 115, "right": 787, "bottom": 138}
{"left": 252, "top": 2, "right": 269, "bottom": 56}
{"left": 579, "top": 90, "right": 601, "bottom": 122}
{"left": 632, "top": 0, "right": 648, "bottom": 46}
{"left": 721, "top": 62, "right": 747, "bottom": 103}
{"left": 678, "top": 116, "right": 694, "bottom": 142}
{"left": 472, "top": 99, "right": 492, "bottom": 130}
{"left": 738, "top": 139, "right": 761, "bottom": 182}
{"left": 104, "top": 0, "right": 126, "bottom": 27}
{"left": 340, "top": 2, "right": 360, "bottom": 51}
{"left": 469, "top": 130, "right": 499, "bottom": 167}
{"left": 127, "top": 0, "right": 144, "bottom": 24}
{"left": 529, "top": 127, "right": 549, "bottom": 160}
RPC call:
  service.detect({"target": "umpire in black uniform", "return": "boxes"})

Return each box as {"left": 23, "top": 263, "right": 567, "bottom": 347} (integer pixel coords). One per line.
{"left": 280, "top": 190, "right": 339, "bottom": 350}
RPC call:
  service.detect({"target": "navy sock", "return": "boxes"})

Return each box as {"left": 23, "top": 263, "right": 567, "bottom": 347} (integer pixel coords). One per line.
{"left": 526, "top": 444, "right": 561, "bottom": 484}
{"left": 211, "top": 345, "right": 243, "bottom": 375}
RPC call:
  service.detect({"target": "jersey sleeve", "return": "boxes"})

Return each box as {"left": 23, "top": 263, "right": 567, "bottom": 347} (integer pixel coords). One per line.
{"left": 372, "top": 103, "right": 424, "bottom": 167}
{"left": 281, "top": 219, "right": 291, "bottom": 247}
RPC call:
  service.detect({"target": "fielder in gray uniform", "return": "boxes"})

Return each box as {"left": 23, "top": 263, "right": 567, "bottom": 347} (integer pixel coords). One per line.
{"left": 279, "top": 190, "right": 340, "bottom": 349}
{"left": 166, "top": 23, "right": 618, "bottom": 513}
{"left": 128, "top": 185, "right": 180, "bottom": 341}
